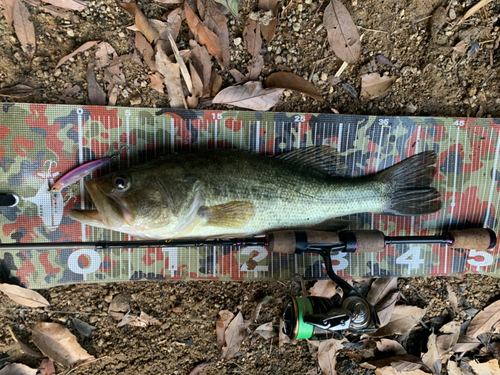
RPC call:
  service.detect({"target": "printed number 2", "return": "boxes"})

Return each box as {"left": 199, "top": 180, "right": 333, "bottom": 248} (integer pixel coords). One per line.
{"left": 396, "top": 247, "right": 425, "bottom": 270}
{"left": 294, "top": 115, "right": 306, "bottom": 122}
{"left": 212, "top": 113, "right": 222, "bottom": 120}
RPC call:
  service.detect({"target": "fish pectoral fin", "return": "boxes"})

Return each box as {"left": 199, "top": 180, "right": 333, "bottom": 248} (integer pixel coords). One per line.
{"left": 198, "top": 201, "right": 256, "bottom": 228}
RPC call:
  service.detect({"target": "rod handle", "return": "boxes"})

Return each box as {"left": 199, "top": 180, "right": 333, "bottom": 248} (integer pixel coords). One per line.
{"left": 449, "top": 228, "right": 497, "bottom": 250}
{"left": 267, "top": 230, "right": 340, "bottom": 253}
{"left": 341, "top": 230, "right": 386, "bottom": 254}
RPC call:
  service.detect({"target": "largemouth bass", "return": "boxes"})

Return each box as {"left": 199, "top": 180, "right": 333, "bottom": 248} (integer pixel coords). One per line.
{"left": 69, "top": 147, "right": 441, "bottom": 239}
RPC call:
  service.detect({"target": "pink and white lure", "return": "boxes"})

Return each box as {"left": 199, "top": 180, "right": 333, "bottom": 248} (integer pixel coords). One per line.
{"left": 50, "top": 157, "right": 110, "bottom": 192}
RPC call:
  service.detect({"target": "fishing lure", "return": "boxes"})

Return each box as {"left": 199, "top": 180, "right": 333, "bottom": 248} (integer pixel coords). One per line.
{"left": 50, "top": 157, "right": 110, "bottom": 192}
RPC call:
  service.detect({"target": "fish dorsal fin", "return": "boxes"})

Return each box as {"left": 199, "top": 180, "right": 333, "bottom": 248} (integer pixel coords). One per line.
{"left": 274, "top": 146, "right": 347, "bottom": 177}
{"left": 198, "top": 201, "right": 256, "bottom": 228}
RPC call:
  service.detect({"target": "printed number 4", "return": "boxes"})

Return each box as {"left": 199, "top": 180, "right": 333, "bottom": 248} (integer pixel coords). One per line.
{"left": 396, "top": 247, "right": 425, "bottom": 270}
{"left": 454, "top": 120, "right": 465, "bottom": 127}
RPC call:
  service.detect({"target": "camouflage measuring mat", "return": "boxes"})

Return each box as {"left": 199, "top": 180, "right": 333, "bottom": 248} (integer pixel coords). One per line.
{"left": 1, "top": 103, "right": 500, "bottom": 289}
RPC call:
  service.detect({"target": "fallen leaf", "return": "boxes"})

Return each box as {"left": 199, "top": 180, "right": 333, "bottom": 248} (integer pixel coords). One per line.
{"left": 468, "top": 358, "right": 500, "bottom": 375}
{"left": 13, "top": 0, "right": 36, "bottom": 59}
{"left": 446, "top": 285, "right": 458, "bottom": 313}
{"left": 258, "top": 0, "right": 278, "bottom": 42}
{"left": 72, "top": 317, "right": 96, "bottom": 337}
{"left": 164, "top": 7, "right": 183, "bottom": 39}
{"left": 156, "top": 46, "right": 186, "bottom": 108}
{"left": 360, "top": 73, "right": 396, "bottom": 100}
{"left": 430, "top": 6, "right": 446, "bottom": 40}
{"left": 214, "top": 0, "right": 238, "bottom": 16}
{"left": 147, "top": 72, "right": 164, "bottom": 93}
{"left": 243, "top": 19, "right": 261, "bottom": 58}
{"left": 374, "top": 367, "right": 430, "bottom": 375}
{"left": 216, "top": 310, "right": 235, "bottom": 346}
{"left": 265, "top": 71, "right": 323, "bottom": 101}
{"left": 189, "top": 362, "right": 210, "bottom": 375}
{"left": 318, "top": 339, "right": 338, "bottom": 375}
{"left": 221, "top": 311, "right": 249, "bottom": 359}
{"left": 376, "top": 292, "right": 400, "bottom": 327}
{"left": 108, "top": 293, "right": 131, "bottom": 321}
{"left": 42, "top": 5, "right": 71, "bottom": 19}
{"left": 327, "top": 76, "right": 342, "bottom": 86}
{"left": 367, "top": 354, "right": 431, "bottom": 372}
{"left": 309, "top": 280, "right": 338, "bottom": 298}
{"left": 447, "top": 361, "right": 465, "bottom": 375}
{"left": 367, "top": 278, "right": 397, "bottom": 306}
{"left": 0, "top": 283, "right": 50, "bottom": 308}
{"left": 135, "top": 31, "right": 156, "bottom": 71}
{"left": 189, "top": 40, "right": 212, "bottom": 97}
{"left": 342, "top": 82, "right": 358, "bottom": 100}
{"left": 213, "top": 81, "right": 284, "bottom": 110}
{"left": 190, "top": 61, "right": 204, "bottom": 97}
{"left": 370, "top": 306, "right": 425, "bottom": 337}
{"left": 467, "top": 299, "right": 500, "bottom": 338}
{"left": 31, "top": 322, "right": 94, "bottom": 366}
{"left": 154, "top": 0, "right": 182, "bottom": 3}
{"left": 255, "top": 322, "right": 275, "bottom": 339}
{"left": 95, "top": 41, "right": 116, "bottom": 69}
{"left": 376, "top": 339, "right": 406, "bottom": 355}
{"left": 7, "top": 326, "right": 43, "bottom": 357}
{"left": 198, "top": 0, "right": 230, "bottom": 68}
{"left": 452, "top": 335, "right": 481, "bottom": 352}
{"left": 230, "top": 69, "right": 247, "bottom": 83}
{"left": 1, "top": 0, "right": 16, "bottom": 25}
{"left": 119, "top": 3, "right": 158, "bottom": 43}
{"left": 376, "top": 54, "right": 395, "bottom": 68}
{"left": 125, "top": 311, "right": 161, "bottom": 327}
{"left": 55, "top": 40, "right": 99, "bottom": 69}
{"left": 87, "top": 61, "right": 106, "bottom": 105}
{"left": 323, "top": 0, "right": 361, "bottom": 64}
{"left": 467, "top": 40, "right": 480, "bottom": 60}
{"left": 185, "top": 2, "right": 223, "bottom": 61}
{"left": 452, "top": 41, "right": 468, "bottom": 53}
{"left": 422, "top": 333, "right": 442, "bottom": 374}
{"left": 38, "top": 358, "right": 56, "bottom": 375}
{"left": 0, "top": 364, "right": 37, "bottom": 375}
{"left": 459, "top": 0, "right": 494, "bottom": 23}
{"left": 0, "top": 84, "right": 34, "bottom": 97}
{"left": 41, "top": 0, "right": 87, "bottom": 10}
{"left": 167, "top": 33, "right": 193, "bottom": 94}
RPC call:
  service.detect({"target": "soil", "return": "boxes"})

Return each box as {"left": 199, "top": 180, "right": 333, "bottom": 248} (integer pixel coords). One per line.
{"left": 1, "top": 0, "right": 500, "bottom": 374}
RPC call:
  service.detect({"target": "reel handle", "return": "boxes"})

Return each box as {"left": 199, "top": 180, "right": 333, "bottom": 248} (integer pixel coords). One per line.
{"left": 448, "top": 228, "right": 496, "bottom": 250}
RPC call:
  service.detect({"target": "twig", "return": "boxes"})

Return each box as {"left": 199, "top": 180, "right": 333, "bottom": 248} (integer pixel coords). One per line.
{"left": 308, "top": 56, "right": 331, "bottom": 82}
{"left": 281, "top": 0, "right": 293, "bottom": 18}
{"left": 63, "top": 356, "right": 109, "bottom": 375}
{"left": 334, "top": 61, "right": 349, "bottom": 77}
{"left": 306, "top": 0, "right": 326, "bottom": 28}
{"left": 359, "top": 26, "right": 389, "bottom": 34}
{"left": 480, "top": 65, "right": 500, "bottom": 87}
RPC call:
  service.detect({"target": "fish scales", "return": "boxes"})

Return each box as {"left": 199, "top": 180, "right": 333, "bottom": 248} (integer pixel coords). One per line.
{"left": 69, "top": 148, "right": 441, "bottom": 239}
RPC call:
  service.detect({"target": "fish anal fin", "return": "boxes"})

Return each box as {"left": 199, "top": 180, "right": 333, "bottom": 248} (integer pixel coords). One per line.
{"left": 198, "top": 201, "right": 256, "bottom": 228}
{"left": 275, "top": 146, "right": 348, "bottom": 177}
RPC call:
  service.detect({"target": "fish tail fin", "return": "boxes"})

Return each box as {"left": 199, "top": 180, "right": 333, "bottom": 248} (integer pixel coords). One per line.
{"left": 377, "top": 151, "right": 441, "bottom": 216}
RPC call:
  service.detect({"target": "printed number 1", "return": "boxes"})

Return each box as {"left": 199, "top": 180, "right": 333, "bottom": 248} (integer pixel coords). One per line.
{"left": 212, "top": 113, "right": 222, "bottom": 120}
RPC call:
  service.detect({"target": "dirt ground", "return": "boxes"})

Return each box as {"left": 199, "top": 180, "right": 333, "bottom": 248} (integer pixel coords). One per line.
{"left": 1, "top": 0, "right": 500, "bottom": 374}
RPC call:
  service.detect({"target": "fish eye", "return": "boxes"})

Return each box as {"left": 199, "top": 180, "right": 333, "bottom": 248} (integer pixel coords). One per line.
{"left": 113, "top": 176, "right": 129, "bottom": 191}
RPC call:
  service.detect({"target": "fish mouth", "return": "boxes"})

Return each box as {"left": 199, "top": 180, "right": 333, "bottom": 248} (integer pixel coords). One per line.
{"left": 69, "top": 180, "right": 133, "bottom": 228}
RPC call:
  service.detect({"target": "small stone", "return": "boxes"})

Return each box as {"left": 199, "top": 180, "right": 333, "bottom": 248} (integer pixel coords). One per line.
{"left": 407, "top": 103, "right": 417, "bottom": 113}
{"left": 233, "top": 37, "right": 242, "bottom": 46}
{"left": 54, "top": 69, "right": 62, "bottom": 77}
{"left": 305, "top": 0, "right": 312, "bottom": 3}
{"left": 130, "top": 95, "right": 141, "bottom": 105}
{"left": 312, "top": 73, "right": 319, "bottom": 83}
{"left": 320, "top": 72, "right": 328, "bottom": 81}
{"left": 104, "top": 294, "right": 113, "bottom": 303}
{"left": 449, "top": 9, "right": 456, "bottom": 20}
{"left": 67, "top": 29, "right": 74, "bottom": 37}
{"left": 118, "top": 31, "right": 126, "bottom": 38}
{"left": 292, "top": 23, "right": 300, "bottom": 32}
{"left": 122, "top": 89, "right": 129, "bottom": 98}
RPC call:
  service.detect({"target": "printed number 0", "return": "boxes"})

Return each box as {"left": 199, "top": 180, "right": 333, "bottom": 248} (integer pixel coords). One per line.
{"left": 294, "top": 116, "right": 306, "bottom": 123}
{"left": 467, "top": 250, "right": 494, "bottom": 267}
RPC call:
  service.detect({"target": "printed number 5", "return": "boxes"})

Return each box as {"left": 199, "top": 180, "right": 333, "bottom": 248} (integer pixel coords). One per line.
{"left": 294, "top": 116, "right": 306, "bottom": 123}
{"left": 454, "top": 120, "right": 465, "bottom": 127}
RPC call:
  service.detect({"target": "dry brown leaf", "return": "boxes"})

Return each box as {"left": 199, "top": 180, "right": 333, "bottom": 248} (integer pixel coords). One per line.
{"left": 42, "top": 5, "right": 73, "bottom": 19}
{"left": 55, "top": 40, "right": 99, "bottom": 69}
{"left": 376, "top": 339, "right": 406, "bottom": 355}
{"left": 154, "top": 0, "right": 182, "bottom": 3}
{"left": 255, "top": 322, "right": 275, "bottom": 339}
{"left": 189, "top": 60, "right": 204, "bottom": 97}
{"left": 258, "top": 0, "right": 278, "bottom": 42}
{"left": 41, "top": 0, "right": 86, "bottom": 10}
{"left": 230, "top": 69, "right": 247, "bottom": 83}
{"left": 452, "top": 335, "right": 481, "bottom": 353}
{"left": 213, "top": 81, "right": 284, "bottom": 110}
{"left": 198, "top": 0, "right": 229, "bottom": 68}
{"left": 126, "top": 311, "right": 161, "bottom": 327}
{"left": 328, "top": 76, "right": 342, "bottom": 86}
{"left": 108, "top": 293, "right": 130, "bottom": 321}
{"left": 147, "top": 72, "right": 164, "bottom": 93}
{"left": 13, "top": 0, "right": 36, "bottom": 59}
{"left": 1, "top": 0, "right": 16, "bottom": 25}
{"left": 367, "top": 354, "right": 431, "bottom": 372}
{"left": 95, "top": 41, "right": 116, "bottom": 69}
{"left": 185, "top": 2, "right": 223, "bottom": 61}
{"left": 155, "top": 46, "right": 186, "bottom": 108}
{"left": 323, "top": 0, "right": 361, "bottom": 64}
{"left": 217, "top": 310, "right": 235, "bottom": 346}
{"left": 87, "top": 61, "right": 106, "bottom": 105}
{"left": 0, "top": 283, "right": 50, "bottom": 308}
{"left": 370, "top": 306, "right": 425, "bottom": 337}
{"left": 167, "top": 33, "right": 193, "bottom": 94}
{"left": 119, "top": 3, "right": 158, "bottom": 43}
{"left": 211, "top": 72, "right": 222, "bottom": 96}
{"left": 265, "top": 71, "right": 323, "bottom": 101}
{"left": 422, "top": 333, "right": 441, "bottom": 374}
{"left": 0, "top": 364, "right": 37, "bottom": 375}
{"left": 467, "top": 299, "right": 500, "bottom": 338}
{"left": 7, "top": 326, "right": 43, "bottom": 357}
{"left": 221, "top": 311, "right": 249, "bottom": 359}
{"left": 135, "top": 31, "right": 156, "bottom": 71}
{"left": 38, "top": 358, "right": 56, "bottom": 375}
{"left": 468, "top": 358, "right": 500, "bottom": 374}
{"left": 367, "top": 278, "right": 397, "bottom": 306}
{"left": 376, "top": 292, "right": 399, "bottom": 327}
{"left": 31, "top": 322, "right": 94, "bottom": 366}
{"left": 164, "top": 7, "right": 183, "bottom": 38}
{"left": 189, "top": 40, "right": 212, "bottom": 97}
{"left": 309, "top": 280, "right": 338, "bottom": 298}
{"left": 459, "top": 0, "right": 494, "bottom": 23}
{"left": 446, "top": 285, "right": 458, "bottom": 313}
{"left": 360, "top": 73, "right": 396, "bottom": 100}
{"left": 452, "top": 40, "right": 468, "bottom": 53}
{"left": 243, "top": 19, "right": 261, "bottom": 58}
{"left": 247, "top": 54, "right": 264, "bottom": 81}
{"left": 447, "top": 361, "right": 465, "bottom": 375}
{"left": 374, "top": 367, "right": 430, "bottom": 375}
{"left": 0, "top": 84, "right": 34, "bottom": 97}
{"left": 189, "top": 362, "right": 210, "bottom": 375}
{"left": 318, "top": 339, "right": 338, "bottom": 375}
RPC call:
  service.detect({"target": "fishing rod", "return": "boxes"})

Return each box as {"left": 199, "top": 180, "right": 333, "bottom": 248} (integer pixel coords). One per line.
{"left": 0, "top": 228, "right": 496, "bottom": 339}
